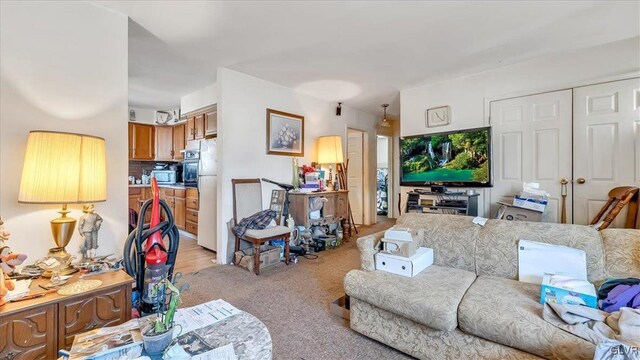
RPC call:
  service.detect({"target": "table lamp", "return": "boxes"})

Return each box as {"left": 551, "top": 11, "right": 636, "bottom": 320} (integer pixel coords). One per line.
{"left": 18, "top": 131, "right": 106, "bottom": 272}
{"left": 317, "top": 135, "right": 344, "bottom": 190}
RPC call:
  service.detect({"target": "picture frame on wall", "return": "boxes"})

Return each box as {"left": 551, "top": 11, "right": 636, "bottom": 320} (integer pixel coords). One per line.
{"left": 425, "top": 105, "right": 451, "bottom": 127}
{"left": 266, "top": 108, "right": 305, "bottom": 156}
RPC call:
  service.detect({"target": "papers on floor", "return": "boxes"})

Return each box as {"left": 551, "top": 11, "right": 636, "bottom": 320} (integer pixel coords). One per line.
{"left": 518, "top": 240, "right": 588, "bottom": 284}
{"left": 4, "top": 279, "right": 31, "bottom": 301}
{"left": 173, "top": 299, "right": 241, "bottom": 334}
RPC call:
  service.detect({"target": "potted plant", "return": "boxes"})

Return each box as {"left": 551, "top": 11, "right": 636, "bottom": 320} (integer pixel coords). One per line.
{"left": 141, "top": 277, "right": 181, "bottom": 355}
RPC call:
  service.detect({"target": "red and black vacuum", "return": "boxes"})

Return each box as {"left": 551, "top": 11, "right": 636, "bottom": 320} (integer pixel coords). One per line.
{"left": 124, "top": 178, "right": 180, "bottom": 315}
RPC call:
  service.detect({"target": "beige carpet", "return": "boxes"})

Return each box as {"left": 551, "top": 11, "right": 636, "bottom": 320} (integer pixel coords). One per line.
{"left": 180, "top": 220, "right": 414, "bottom": 360}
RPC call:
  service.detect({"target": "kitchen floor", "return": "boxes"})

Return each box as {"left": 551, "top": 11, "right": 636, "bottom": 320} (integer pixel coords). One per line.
{"left": 173, "top": 236, "right": 217, "bottom": 274}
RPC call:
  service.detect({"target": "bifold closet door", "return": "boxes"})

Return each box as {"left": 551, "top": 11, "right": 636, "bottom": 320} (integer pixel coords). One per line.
{"left": 489, "top": 90, "right": 573, "bottom": 223}
{"left": 573, "top": 78, "right": 640, "bottom": 227}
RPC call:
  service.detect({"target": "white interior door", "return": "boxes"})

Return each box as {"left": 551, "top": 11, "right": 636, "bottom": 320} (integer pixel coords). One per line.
{"left": 490, "top": 90, "right": 573, "bottom": 223}
{"left": 573, "top": 78, "right": 640, "bottom": 227}
{"left": 347, "top": 129, "right": 364, "bottom": 224}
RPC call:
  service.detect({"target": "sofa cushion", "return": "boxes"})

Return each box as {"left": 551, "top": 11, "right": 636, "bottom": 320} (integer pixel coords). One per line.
{"left": 600, "top": 228, "right": 640, "bottom": 279}
{"left": 475, "top": 220, "right": 606, "bottom": 283}
{"left": 345, "top": 265, "right": 476, "bottom": 331}
{"left": 397, "top": 213, "right": 478, "bottom": 272}
{"left": 458, "top": 276, "right": 595, "bottom": 360}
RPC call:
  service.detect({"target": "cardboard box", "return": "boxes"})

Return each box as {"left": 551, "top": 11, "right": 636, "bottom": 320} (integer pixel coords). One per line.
{"left": 375, "top": 247, "right": 433, "bottom": 277}
{"left": 498, "top": 202, "right": 543, "bottom": 222}
{"left": 234, "top": 245, "right": 281, "bottom": 273}
{"left": 329, "top": 295, "right": 350, "bottom": 321}
{"left": 539, "top": 274, "right": 597, "bottom": 308}
{"left": 513, "top": 196, "right": 548, "bottom": 212}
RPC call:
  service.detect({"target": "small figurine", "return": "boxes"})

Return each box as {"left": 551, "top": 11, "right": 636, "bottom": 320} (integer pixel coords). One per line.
{"left": 0, "top": 217, "right": 10, "bottom": 247}
{"left": 0, "top": 246, "right": 27, "bottom": 275}
{"left": 0, "top": 268, "right": 14, "bottom": 307}
{"left": 78, "top": 205, "right": 104, "bottom": 260}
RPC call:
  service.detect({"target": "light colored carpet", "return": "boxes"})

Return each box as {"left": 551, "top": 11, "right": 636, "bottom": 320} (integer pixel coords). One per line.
{"left": 180, "top": 219, "right": 414, "bottom": 360}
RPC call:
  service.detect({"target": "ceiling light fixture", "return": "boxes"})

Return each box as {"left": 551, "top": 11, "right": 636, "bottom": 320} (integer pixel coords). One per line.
{"left": 336, "top": 102, "right": 342, "bottom": 116}
{"left": 381, "top": 104, "right": 391, "bottom": 128}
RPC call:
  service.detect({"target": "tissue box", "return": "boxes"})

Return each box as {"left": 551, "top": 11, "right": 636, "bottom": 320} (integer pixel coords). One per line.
{"left": 375, "top": 247, "right": 433, "bottom": 277}
{"left": 539, "top": 274, "right": 597, "bottom": 308}
{"left": 513, "top": 196, "right": 548, "bottom": 212}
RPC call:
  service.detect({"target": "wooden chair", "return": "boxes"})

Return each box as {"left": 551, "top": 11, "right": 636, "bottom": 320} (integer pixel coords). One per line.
{"left": 232, "top": 179, "right": 290, "bottom": 275}
{"left": 590, "top": 186, "right": 639, "bottom": 230}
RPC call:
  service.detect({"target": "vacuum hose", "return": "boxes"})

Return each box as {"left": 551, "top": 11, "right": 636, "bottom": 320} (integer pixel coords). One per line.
{"left": 123, "top": 199, "right": 180, "bottom": 297}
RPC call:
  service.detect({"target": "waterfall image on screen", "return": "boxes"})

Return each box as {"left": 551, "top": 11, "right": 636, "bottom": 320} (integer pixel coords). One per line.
{"left": 401, "top": 127, "right": 490, "bottom": 186}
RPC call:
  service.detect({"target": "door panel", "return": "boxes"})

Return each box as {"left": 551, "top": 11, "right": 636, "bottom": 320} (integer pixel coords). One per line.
{"left": 573, "top": 78, "right": 640, "bottom": 227}
{"left": 347, "top": 129, "right": 364, "bottom": 224}
{"left": 490, "top": 90, "right": 573, "bottom": 223}
{"left": 173, "top": 124, "right": 185, "bottom": 160}
{"left": 155, "top": 126, "right": 173, "bottom": 161}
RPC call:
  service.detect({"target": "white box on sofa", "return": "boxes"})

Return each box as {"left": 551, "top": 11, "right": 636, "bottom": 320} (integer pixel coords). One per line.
{"left": 375, "top": 247, "right": 433, "bottom": 277}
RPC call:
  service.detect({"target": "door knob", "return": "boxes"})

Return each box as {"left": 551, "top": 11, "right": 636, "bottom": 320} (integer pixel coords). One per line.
{"left": 576, "top": 178, "right": 586, "bottom": 184}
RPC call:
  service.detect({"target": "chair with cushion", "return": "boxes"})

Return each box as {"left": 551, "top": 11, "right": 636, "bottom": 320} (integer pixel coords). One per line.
{"left": 232, "top": 178, "right": 290, "bottom": 275}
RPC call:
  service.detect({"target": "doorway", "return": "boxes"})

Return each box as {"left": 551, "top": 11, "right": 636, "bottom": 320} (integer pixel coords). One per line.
{"left": 347, "top": 128, "right": 365, "bottom": 224}
{"left": 377, "top": 135, "right": 390, "bottom": 219}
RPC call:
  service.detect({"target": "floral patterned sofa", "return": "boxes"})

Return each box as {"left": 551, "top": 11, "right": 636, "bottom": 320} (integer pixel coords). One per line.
{"left": 344, "top": 213, "right": 640, "bottom": 359}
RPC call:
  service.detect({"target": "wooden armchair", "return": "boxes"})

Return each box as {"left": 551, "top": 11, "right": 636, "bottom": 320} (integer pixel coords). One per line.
{"left": 232, "top": 178, "right": 290, "bottom": 275}
{"left": 590, "top": 186, "right": 639, "bottom": 230}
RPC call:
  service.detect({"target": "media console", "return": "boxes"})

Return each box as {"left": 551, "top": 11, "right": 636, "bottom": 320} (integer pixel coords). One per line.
{"left": 405, "top": 190, "right": 479, "bottom": 217}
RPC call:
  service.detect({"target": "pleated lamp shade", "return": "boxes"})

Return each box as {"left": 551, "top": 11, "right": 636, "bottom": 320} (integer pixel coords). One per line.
{"left": 317, "top": 135, "right": 344, "bottom": 164}
{"left": 18, "top": 131, "right": 107, "bottom": 204}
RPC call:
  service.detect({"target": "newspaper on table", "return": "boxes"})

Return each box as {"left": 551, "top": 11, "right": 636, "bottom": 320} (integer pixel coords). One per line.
{"left": 173, "top": 299, "right": 241, "bottom": 334}
{"left": 68, "top": 319, "right": 143, "bottom": 360}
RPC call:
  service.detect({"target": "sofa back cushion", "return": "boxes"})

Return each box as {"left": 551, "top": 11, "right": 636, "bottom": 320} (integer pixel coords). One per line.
{"left": 600, "top": 229, "right": 640, "bottom": 279}
{"left": 475, "top": 220, "right": 606, "bottom": 283}
{"left": 397, "top": 213, "right": 478, "bottom": 272}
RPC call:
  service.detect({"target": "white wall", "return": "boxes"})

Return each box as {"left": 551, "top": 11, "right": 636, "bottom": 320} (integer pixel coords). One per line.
{"left": 180, "top": 82, "right": 218, "bottom": 115}
{"left": 400, "top": 37, "right": 640, "bottom": 216}
{"left": 0, "top": 2, "right": 128, "bottom": 259}
{"left": 216, "top": 68, "right": 378, "bottom": 264}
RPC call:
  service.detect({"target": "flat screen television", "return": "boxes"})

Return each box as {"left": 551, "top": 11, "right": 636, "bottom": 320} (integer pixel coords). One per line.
{"left": 400, "top": 126, "right": 492, "bottom": 187}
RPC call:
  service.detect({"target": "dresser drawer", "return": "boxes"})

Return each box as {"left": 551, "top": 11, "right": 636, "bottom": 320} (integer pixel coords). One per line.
{"left": 185, "top": 221, "right": 198, "bottom": 235}
{"left": 163, "top": 188, "right": 175, "bottom": 196}
{"left": 186, "top": 197, "right": 199, "bottom": 210}
{"left": 58, "top": 286, "right": 129, "bottom": 350}
{"left": 0, "top": 305, "right": 57, "bottom": 360}
{"left": 186, "top": 209, "right": 198, "bottom": 223}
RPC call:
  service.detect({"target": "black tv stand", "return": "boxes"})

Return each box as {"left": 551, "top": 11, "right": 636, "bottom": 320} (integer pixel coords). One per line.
{"left": 405, "top": 191, "right": 479, "bottom": 217}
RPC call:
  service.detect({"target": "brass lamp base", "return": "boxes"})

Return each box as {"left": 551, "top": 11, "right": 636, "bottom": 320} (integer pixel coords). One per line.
{"left": 43, "top": 205, "right": 79, "bottom": 277}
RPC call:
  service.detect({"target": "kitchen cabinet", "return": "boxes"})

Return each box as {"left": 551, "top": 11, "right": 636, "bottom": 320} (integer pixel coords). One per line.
{"left": 128, "top": 123, "right": 155, "bottom": 160}
{"left": 186, "top": 188, "right": 199, "bottom": 235}
{"left": 174, "top": 197, "right": 186, "bottom": 230}
{"left": 194, "top": 114, "right": 205, "bottom": 140}
{"left": 155, "top": 126, "right": 174, "bottom": 161}
{"left": 173, "top": 124, "right": 185, "bottom": 160}
{"left": 204, "top": 107, "right": 217, "bottom": 136}
{"left": 186, "top": 116, "right": 195, "bottom": 141}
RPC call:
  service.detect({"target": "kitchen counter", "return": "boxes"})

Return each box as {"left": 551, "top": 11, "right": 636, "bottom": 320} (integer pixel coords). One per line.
{"left": 128, "top": 183, "right": 195, "bottom": 189}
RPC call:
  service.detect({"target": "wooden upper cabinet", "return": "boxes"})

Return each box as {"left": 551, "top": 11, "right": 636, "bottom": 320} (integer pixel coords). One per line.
{"left": 186, "top": 117, "right": 195, "bottom": 141}
{"left": 129, "top": 123, "right": 155, "bottom": 160}
{"left": 194, "top": 114, "right": 205, "bottom": 140}
{"left": 205, "top": 107, "right": 217, "bottom": 136}
{"left": 173, "top": 124, "right": 185, "bottom": 160}
{"left": 155, "top": 126, "right": 174, "bottom": 161}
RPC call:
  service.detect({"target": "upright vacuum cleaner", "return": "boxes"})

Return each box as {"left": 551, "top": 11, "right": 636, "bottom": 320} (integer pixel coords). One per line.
{"left": 124, "top": 178, "right": 180, "bottom": 315}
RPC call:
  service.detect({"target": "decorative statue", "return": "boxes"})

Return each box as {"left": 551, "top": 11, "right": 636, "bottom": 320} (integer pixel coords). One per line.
{"left": 78, "top": 205, "right": 103, "bottom": 259}
{"left": 0, "top": 217, "right": 27, "bottom": 275}
{"left": 0, "top": 268, "right": 14, "bottom": 307}
{"left": 0, "top": 217, "right": 10, "bottom": 247}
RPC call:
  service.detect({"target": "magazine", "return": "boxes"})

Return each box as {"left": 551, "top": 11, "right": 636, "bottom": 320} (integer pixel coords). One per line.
{"left": 68, "top": 319, "right": 143, "bottom": 360}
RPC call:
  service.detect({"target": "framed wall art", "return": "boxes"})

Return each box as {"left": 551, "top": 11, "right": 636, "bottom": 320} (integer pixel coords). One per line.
{"left": 425, "top": 105, "right": 451, "bottom": 127}
{"left": 266, "top": 108, "right": 304, "bottom": 156}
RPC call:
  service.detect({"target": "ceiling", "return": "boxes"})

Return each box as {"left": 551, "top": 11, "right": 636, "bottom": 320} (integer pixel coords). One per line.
{"left": 96, "top": 1, "right": 640, "bottom": 116}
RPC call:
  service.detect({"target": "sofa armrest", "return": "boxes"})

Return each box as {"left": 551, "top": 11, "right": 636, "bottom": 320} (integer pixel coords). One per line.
{"left": 356, "top": 231, "right": 384, "bottom": 271}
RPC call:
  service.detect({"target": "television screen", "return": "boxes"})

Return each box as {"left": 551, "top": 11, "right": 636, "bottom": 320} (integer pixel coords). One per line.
{"left": 400, "top": 126, "right": 492, "bottom": 187}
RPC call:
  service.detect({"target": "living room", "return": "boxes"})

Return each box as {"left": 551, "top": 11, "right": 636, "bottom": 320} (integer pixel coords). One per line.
{"left": 0, "top": 1, "right": 639, "bottom": 359}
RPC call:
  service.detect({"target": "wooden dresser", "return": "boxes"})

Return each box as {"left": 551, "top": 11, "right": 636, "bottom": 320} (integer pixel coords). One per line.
{"left": 0, "top": 271, "right": 134, "bottom": 359}
{"left": 289, "top": 190, "right": 349, "bottom": 228}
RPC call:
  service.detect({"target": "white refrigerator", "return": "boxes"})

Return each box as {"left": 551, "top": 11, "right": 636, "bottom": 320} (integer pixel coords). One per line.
{"left": 197, "top": 138, "right": 217, "bottom": 252}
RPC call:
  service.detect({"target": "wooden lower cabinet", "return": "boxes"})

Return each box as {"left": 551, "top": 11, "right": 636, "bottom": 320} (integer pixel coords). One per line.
{"left": 129, "top": 186, "right": 198, "bottom": 235}
{"left": 174, "top": 197, "right": 186, "bottom": 230}
{"left": 0, "top": 305, "right": 57, "bottom": 360}
{"left": 0, "top": 272, "right": 132, "bottom": 359}
{"left": 58, "top": 286, "right": 129, "bottom": 350}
